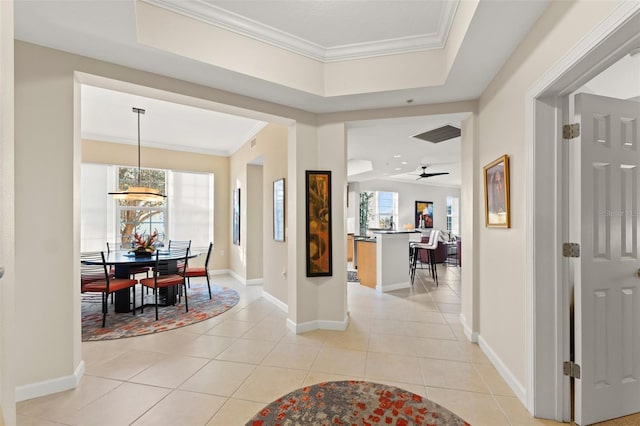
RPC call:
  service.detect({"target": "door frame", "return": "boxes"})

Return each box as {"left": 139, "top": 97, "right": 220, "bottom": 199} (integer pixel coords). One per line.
{"left": 526, "top": 3, "right": 640, "bottom": 421}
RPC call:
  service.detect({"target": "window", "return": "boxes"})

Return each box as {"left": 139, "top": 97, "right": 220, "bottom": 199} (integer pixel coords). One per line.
{"left": 368, "top": 191, "right": 398, "bottom": 229}
{"left": 115, "top": 167, "right": 167, "bottom": 247}
{"left": 446, "top": 196, "right": 460, "bottom": 235}
{"left": 81, "top": 164, "right": 214, "bottom": 252}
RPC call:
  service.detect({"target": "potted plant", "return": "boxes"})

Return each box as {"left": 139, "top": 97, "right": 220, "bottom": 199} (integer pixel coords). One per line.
{"left": 130, "top": 230, "right": 158, "bottom": 257}
{"left": 359, "top": 192, "right": 373, "bottom": 236}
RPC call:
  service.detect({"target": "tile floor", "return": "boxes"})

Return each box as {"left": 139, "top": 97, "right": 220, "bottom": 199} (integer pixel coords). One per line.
{"left": 14, "top": 265, "right": 620, "bottom": 425}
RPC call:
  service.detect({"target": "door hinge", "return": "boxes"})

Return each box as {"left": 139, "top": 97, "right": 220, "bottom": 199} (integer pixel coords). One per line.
{"left": 563, "top": 243, "right": 580, "bottom": 258}
{"left": 563, "top": 361, "right": 581, "bottom": 379}
{"left": 563, "top": 123, "right": 580, "bottom": 139}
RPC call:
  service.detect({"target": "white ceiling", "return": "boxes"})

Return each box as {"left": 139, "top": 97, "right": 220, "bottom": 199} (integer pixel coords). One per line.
{"left": 15, "top": 0, "right": 555, "bottom": 187}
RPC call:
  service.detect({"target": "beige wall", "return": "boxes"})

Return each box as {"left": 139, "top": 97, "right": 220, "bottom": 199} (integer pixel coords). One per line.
{"left": 0, "top": 0, "right": 14, "bottom": 423}
{"left": 246, "top": 164, "right": 263, "bottom": 281}
{"left": 475, "top": 0, "right": 620, "bottom": 388}
{"left": 229, "top": 124, "right": 288, "bottom": 289}
{"left": 82, "top": 139, "right": 230, "bottom": 270}
{"left": 12, "top": 40, "right": 310, "bottom": 399}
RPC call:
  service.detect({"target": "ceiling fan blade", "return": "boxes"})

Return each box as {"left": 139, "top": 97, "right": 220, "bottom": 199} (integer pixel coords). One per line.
{"left": 424, "top": 172, "right": 449, "bottom": 177}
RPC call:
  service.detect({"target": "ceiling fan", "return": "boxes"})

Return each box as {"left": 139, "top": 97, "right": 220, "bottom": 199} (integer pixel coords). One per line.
{"left": 415, "top": 165, "right": 449, "bottom": 180}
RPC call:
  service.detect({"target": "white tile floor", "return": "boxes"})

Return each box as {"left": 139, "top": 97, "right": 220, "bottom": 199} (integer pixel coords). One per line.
{"left": 18, "top": 266, "right": 568, "bottom": 426}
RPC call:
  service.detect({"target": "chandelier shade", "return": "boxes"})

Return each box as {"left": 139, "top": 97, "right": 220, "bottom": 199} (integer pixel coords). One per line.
{"left": 109, "top": 107, "right": 166, "bottom": 202}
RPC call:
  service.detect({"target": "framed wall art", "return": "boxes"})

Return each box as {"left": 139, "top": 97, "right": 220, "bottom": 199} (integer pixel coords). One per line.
{"left": 484, "top": 154, "right": 510, "bottom": 228}
{"left": 415, "top": 200, "right": 434, "bottom": 229}
{"left": 305, "top": 170, "right": 332, "bottom": 277}
{"left": 273, "top": 178, "right": 285, "bottom": 242}
{"left": 233, "top": 187, "right": 241, "bottom": 245}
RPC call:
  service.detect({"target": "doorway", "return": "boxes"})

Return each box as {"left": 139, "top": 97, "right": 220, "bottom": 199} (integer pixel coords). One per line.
{"left": 529, "top": 5, "right": 640, "bottom": 424}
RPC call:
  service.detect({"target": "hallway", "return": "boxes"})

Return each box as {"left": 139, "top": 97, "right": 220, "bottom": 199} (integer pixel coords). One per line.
{"left": 19, "top": 266, "right": 561, "bottom": 425}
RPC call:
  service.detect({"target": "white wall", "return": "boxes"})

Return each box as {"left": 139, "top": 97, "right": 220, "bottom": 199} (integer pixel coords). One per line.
{"left": 356, "top": 180, "right": 461, "bottom": 233}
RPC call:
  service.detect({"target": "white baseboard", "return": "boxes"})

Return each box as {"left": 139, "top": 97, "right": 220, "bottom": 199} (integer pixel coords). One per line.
{"left": 286, "top": 315, "right": 349, "bottom": 334}
{"left": 459, "top": 313, "right": 478, "bottom": 343}
{"left": 16, "top": 361, "right": 85, "bottom": 402}
{"left": 262, "top": 290, "right": 287, "bottom": 313}
{"left": 376, "top": 281, "right": 410, "bottom": 293}
{"left": 477, "top": 335, "right": 527, "bottom": 406}
{"left": 208, "top": 270, "right": 261, "bottom": 286}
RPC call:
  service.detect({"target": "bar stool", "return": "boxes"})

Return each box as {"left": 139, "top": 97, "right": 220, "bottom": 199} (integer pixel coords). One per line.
{"left": 422, "top": 230, "right": 440, "bottom": 286}
{"left": 409, "top": 230, "right": 435, "bottom": 285}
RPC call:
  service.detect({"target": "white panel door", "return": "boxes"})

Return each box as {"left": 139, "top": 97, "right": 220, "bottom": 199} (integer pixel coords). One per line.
{"left": 574, "top": 93, "right": 640, "bottom": 425}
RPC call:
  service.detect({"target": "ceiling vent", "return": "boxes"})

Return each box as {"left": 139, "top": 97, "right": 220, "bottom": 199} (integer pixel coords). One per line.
{"left": 413, "top": 125, "right": 461, "bottom": 143}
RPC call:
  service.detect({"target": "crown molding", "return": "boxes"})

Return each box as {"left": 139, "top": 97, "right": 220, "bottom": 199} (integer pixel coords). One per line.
{"left": 142, "top": 0, "right": 458, "bottom": 62}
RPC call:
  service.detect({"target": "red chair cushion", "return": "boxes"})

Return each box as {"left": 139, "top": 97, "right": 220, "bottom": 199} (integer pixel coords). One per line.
{"left": 182, "top": 267, "right": 206, "bottom": 277}
{"left": 140, "top": 274, "right": 184, "bottom": 289}
{"left": 84, "top": 278, "right": 136, "bottom": 293}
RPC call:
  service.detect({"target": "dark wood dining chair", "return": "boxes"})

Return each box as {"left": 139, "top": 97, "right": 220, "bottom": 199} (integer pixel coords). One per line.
{"left": 81, "top": 251, "right": 138, "bottom": 327}
{"left": 181, "top": 242, "right": 213, "bottom": 299}
{"left": 168, "top": 239, "right": 192, "bottom": 285}
{"left": 139, "top": 246, "right": 190, "bottom": 320}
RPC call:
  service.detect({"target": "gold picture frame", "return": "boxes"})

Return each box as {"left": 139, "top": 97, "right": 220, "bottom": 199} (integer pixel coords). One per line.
{"left": 484, "top": 155, "right": 510, "bottom": 228}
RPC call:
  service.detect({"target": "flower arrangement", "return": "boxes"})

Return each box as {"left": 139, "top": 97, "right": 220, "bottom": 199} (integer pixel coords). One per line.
{"left": 131, "top": 230, "right": 158, "bottom": 255}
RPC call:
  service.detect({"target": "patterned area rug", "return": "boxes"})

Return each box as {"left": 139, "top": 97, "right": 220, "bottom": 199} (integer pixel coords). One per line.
{"left": 82, "top": 282, "right": 239, "bottom": 341}
{"left": 247, "top": 380, "right": 471, "bottom": 426}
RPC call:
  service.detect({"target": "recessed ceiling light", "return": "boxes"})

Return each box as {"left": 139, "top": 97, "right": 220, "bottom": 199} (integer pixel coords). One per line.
{"left": 401, "top": 161, "right": 408, "bottom": 165}
{"left": 393, "top": 154, "right": 401, "bottom": 158}
{"left": 394, "top": 167, "right": 401, "bottom": 171}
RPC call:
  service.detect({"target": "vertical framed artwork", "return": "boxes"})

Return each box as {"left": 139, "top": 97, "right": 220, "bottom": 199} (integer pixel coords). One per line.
{"left": 233, "top": 187, "right": 241, "bottom": 245}
{"left": 305, "top": 170, "right": 332, "bottom": 277}
{"left": 484, "top": 154, "right": 510, "bottom": 228}
{"left": 273, "top": 178, "right": 285, "bottom": 242}
{"left": 415, "top": 200, "right": 434, "bottom": 229}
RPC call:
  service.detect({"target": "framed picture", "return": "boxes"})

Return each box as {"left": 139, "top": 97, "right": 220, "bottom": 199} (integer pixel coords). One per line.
{"left": 305, "top": 170, "right": 332, "bottom": 277}
{"left": 233, "top": 187, "right": 241, "bottom": 245}
{"left": 273, "top": 178, "right": 285, "bottom": 242}
{"left": 415, "top": 201, "right": 434, "bottom": 229}
{"left": 484, "top": 154, "right": 510, "bottom": 228}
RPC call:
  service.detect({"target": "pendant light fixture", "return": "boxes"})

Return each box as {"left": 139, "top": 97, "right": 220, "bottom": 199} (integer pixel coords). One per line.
{"left": 109, "top": 107, "right": 166, "bottom": 202}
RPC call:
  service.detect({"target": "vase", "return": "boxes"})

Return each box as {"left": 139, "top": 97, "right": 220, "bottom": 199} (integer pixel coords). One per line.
{"left": 133, "top": 249, "right": 153, "bottom": 258}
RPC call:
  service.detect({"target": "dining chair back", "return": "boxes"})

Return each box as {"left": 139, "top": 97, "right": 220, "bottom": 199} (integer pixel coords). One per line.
{"left": 168, "top": 240, "right": 192, "bottom": 284}
{"left": 139, "top": 246, "right": 190, "bottom": 320}
{"left": 81, "top": 251, "right": 138, "bottom": 327}
{"left": 181, "top": 242, "right": 213, "bottom": 299}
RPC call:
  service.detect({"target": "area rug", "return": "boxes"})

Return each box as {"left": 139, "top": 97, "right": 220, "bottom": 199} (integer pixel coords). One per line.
{"left": 246, "top": 380, "right": 471, "bottom": 426}
{"left": 82, "top": 282, "right": 239, "bottom": 341}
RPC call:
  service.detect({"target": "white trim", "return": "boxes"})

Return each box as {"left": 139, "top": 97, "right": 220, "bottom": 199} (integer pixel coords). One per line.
{"left": 459, "top": 313, "right": 478, "bottom": 343}
{"left": 16, "top": 361, "right": 84, "bottom": 402}
{"left": 143, "top": 0, "right": 458, "bottom": 62}
{"left": 286, "top": 315, "right": 349, "bottom": 334}
{"left": 375, "top": 281, "right": 410, "bottom": 293}
{"left": 525, "top": 0, "right": 640, "bottom": 419}
{"left": 262, "top": 290, "right": 287, "bottom": 313}
{"left": 227, "top": 270, "right": 262, "bottom": 285}
{"left": 478, "top": 335, "right": 527, "bottom": 405}
{"left": 209, "top": 268, "right": 231, "bottom": 276}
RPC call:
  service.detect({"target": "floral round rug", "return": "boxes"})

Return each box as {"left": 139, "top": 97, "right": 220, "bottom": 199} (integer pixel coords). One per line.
{"left": 247, "top": 380, "right": 471, "bottom": 426}
{"left": 82, "top": 281, "right": 239, "bottom": 341}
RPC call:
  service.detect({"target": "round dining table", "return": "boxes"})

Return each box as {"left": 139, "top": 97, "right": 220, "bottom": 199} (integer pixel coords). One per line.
{"left": 85, "top": 249, "right": 200, "bottom": 313}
